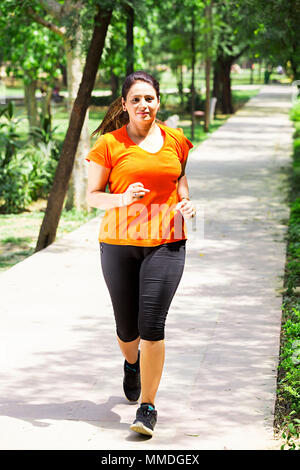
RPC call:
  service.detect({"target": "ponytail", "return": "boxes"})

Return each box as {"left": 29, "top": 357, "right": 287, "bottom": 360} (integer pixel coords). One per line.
{"left": 91, "top": 96, "right": 129, "bottom": 137}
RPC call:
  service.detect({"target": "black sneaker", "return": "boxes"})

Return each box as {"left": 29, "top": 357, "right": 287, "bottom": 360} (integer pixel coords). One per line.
{"left": 130, "top": 403, "right": 157, "bottom": 436}
{"left": 123, "top": 350, "right": 141, "bottom": 402}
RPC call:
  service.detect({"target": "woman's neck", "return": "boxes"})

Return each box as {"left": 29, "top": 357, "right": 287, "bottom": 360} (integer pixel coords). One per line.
{"left": 127, "top": 120, "right": 158, "bottom": 140}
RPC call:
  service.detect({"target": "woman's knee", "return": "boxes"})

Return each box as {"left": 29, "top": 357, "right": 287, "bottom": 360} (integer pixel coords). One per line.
{"left": 139, "top": 326, "right": 165, "bottom": 342}
{"left": 117, "top": 326, "right": 139, "bottom": 343}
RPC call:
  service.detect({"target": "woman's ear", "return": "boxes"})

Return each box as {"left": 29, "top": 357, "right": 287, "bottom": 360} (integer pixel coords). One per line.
{"left": 121, "top": 97, "right": 126, "bottom": 112}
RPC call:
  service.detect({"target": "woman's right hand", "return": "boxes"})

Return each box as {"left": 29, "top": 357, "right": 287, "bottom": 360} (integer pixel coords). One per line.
{"left": 121, "top": 182, "right": 150, "bottom": 206}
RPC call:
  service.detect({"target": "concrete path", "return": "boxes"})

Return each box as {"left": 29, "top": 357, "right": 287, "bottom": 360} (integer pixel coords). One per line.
{"left": 0, "top": 84, "right": 293, "bottom": 450}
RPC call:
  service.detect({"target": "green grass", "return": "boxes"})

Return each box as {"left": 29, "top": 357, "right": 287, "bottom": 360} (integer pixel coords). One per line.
{"left": 0, "top": 207, "right": 102, "bottom": 273}
{"left": 159, "top": 67, "right": 268, "bottom": 90}
{"left": 181, "top": 116, "right": 228, "bottom": 144}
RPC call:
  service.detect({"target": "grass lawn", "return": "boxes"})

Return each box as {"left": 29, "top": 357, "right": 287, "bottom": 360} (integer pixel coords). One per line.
{"left": 0, "top": 207, "right": 102, "bottom": 273}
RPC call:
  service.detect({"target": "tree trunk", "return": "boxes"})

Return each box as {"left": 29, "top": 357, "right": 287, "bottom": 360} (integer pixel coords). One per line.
{"left": 258, "top": 59, "right": 262, "bottom": 83}
{"left": 204, "top": 0, "right": 213, "bottom": 132}
{"left": 39, "top": 84, "right": 52, "bottom": 123}
{"left": 250, "top": 59, "right": 254, "bottom": 84}
{"left": 111, "top": 69, "right": 119, "bottom": 101}
{"left": 35, "top": 7, "right": 112, "bottom": 252}
{"left": 59, "top": 63, "right": 68, "bottom": 87}
{"left": 24, "top": 78, "right": 39, "bottom": 131}
{"left": 190, "top": 12, "right": 196, "bottom": 139}
{"left": 222, "top": 58, "right": 233, "bottom": 114}
{"left": 213, "top": 54, "right": 233, "bottom": 114}
{"left": 290, "top": 49, "right": 299, "bottom": 81}
{"left": 176, "top": 64, "right": 184, "bottom": 109}
{"left": 64, "top": 28, "right": 91, "bottom": 211}
{"left": 204, "top": 57, "right": 211, "bottom": 131}
{"left": 125, "top": 4, "right": 134, "bottom": 76}
{"left": 213, "top": 59, "right": 221, "bottom": 110}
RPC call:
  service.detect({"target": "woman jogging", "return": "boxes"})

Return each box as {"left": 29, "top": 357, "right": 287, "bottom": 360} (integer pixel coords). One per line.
{"left": 86, "top": 70, "right": 195, "bottom": 437}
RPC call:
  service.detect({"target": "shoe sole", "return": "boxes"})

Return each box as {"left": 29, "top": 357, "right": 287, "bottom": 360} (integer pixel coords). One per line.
{"left": 130, "top": 421, "right": 154, "bottom": 436}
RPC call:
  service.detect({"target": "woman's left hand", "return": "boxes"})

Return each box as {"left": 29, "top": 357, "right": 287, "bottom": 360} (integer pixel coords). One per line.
{"left": 176, "top": 198, "right": 196, "bottom": 219}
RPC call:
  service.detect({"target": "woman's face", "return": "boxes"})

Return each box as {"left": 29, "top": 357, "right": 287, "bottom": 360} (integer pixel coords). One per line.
{"left": 122, "top": 80, "right": 160, "bottom": 126}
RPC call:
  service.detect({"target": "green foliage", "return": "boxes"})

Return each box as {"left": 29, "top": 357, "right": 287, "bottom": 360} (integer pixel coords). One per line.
{"left": 281, "top": 413, "right": 300, "bottom": 450}
{"left": 279, "top": 305, "right": 300, "bottom": 409}
{"left": 290, "top": 104, "right": 300, "bottom": 124}
{"left": 186, "top": 92, "right": 205, "bottom": 112}
{"left": 0, "top": 102, "right": 24, "bottom": 166}
{"left": 276, "top": 99, "right": 300, "bottom": 449}
{"left": 29, "top": 115, "right": 61, "bottom": 149}
{"left": 0, "top": 2, "right": 63, "bottom": 86}
{"left": 252, "top": 0, "right": 300, "bottom": 79}
{"left": 0, "top": 103, "right": 60, "bottom": 213}
{"left": 0, "top": 143, "right": 58, "bottom": 213}
{"left": 90, "top": 95, "right": 112, "bottom": 107}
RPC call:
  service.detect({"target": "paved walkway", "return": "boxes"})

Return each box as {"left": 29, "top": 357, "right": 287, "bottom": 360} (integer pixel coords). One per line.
{"left": 0, "top": 84, "right": 293, "bottom": 450}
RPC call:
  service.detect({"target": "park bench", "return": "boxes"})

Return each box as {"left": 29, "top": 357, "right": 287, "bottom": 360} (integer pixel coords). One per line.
{"left": 194, "top": 96, "right": 217, "bottom": 123}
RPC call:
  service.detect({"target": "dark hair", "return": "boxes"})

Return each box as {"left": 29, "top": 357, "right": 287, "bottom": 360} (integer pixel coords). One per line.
{"left": 91, "top": 71, "right": 160, "bottom": 137}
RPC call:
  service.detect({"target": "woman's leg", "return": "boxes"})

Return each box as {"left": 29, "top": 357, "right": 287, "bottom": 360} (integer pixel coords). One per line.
{"left": 100, "top": 242, "right": 141, "bottom": 345}
{"left": 100, "top": 242, "right": 142, "bottom": 402}
{"left": 117, "top": 335, "right": 140, "bottom": 364}
{"left": 140, "top": 339, "right": 165, "bottom": 405}
{"left": 138, "top": 240, "right": 186, "bottom": 406}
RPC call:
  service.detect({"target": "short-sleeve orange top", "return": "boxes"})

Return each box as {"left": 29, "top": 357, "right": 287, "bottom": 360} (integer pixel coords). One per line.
{"left": 85, "top": 122, "right": 193, "bottom": 247}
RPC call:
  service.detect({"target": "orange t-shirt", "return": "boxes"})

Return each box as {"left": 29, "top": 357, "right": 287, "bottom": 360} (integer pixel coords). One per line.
{"left": 85, "top": 122, "right": 193, "bottom": 247}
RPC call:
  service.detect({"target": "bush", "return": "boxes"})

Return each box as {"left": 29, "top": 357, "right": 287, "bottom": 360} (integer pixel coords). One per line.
{"left": 89, "top": 95, "right": 113, "bottom": 107}
{"left": 0, "top": 142, "right": 59, "bottom": 213}
{"left": 0, "top": 103, "right": 60, "bottom": 213}
{"left": 279, "top": 306, "right": 300, "bottom": 413}
{"left": 276, "top": 99, "right": 300, "bottom": 448}
{"left": 290, "top": 102, "right": 300, "bottom": 123}
{"left": 186, "top": 92, "right": 205, "bottom": 112}
{"left": 0, "top": 102, "right": 24, "bottom": 167}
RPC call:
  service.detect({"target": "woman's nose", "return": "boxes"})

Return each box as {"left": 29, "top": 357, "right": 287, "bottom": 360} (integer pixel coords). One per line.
{"left": 140, "top": 98, "right": 148, "bottom": 108}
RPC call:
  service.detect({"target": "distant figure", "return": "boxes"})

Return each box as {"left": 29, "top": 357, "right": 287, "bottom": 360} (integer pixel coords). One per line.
{"left": 277, "top": 65, "right": 283, "bottom": 75}
{"left": 40, "top": 85, "right": 47, "bottom": 96}
{"left": 51, "top": 86, "right": 64, "bottom": 103}
{"left": 231, "top": 63, "right": 241, "bottom": 73}
{"left": 264, "top": 69, "right": 272, "bottom": 84}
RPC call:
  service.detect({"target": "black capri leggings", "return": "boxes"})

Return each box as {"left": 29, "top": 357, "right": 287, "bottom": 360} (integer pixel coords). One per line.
{"left": 100, "top": 239, "right": 186, "bottom": 342}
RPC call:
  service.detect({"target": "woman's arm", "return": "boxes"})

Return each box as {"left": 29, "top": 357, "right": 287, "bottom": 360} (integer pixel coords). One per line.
{"left": 177, "top": 174, "right": 190, "bottom": 201}
{"left": 177, "top": 161, "right": 196, "bottom": 219}
{"left": 86, "top": 161, "right": 150, "bottom": 209}
{"left": 86, "top": 161, "right": 123, "bottom": 210}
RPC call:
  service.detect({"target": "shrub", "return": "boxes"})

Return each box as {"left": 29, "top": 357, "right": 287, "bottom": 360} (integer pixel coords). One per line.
{"left": 0, "top": 104, "right": 60, "bottom": 213}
